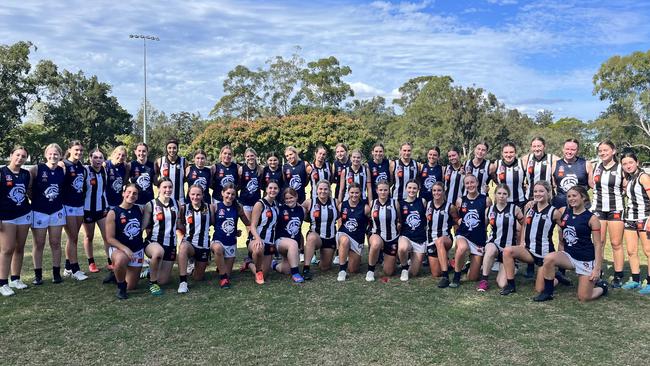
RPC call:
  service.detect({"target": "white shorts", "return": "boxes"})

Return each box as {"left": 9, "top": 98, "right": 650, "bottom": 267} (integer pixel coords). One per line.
{"left": 32, "top": 209, "right": 66, "bottom": 229}
{"left": 243, "top": 205, "right": 253, "bottom": 214}
{"left": 212, "top": 241, "right": 236, "bottom": 258}
{"left": 2, "top": 212, "right": 32, "bottom": 225}
{"left": 63, "top": 205, "right": 84, "bottom": 217}
{"left": 401, "top": 236, "right": 427, "bottom": 254}
{"left": 560, "top": 251, "right": 594, "bottom": 276}
{"left": 457, "top": 235, "right": 484, "bottom": 256}
{"left": 336, "top": 232, "right": 363, "bottom": 255}
{"left": 109, "top": 246, "right": 145, "bottom": 267}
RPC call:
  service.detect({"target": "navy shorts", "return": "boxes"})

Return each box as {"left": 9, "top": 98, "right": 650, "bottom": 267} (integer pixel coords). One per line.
{"left": 593, "top": 210, "right": 622, "bottom": 221}
{"left": 84, "top": 210, "right": 107, "bottom": 223}
{"left": 383, "top": 239, "right": 398, "bottom": 256}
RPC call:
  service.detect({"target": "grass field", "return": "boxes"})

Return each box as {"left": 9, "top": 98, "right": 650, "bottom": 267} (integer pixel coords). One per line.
{"left": 2, "top": 229, "right": 650, "bottom": 366}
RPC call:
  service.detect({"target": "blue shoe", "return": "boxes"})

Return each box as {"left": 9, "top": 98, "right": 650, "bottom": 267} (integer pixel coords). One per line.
{"left": 622, "top": 280, "right": 641, "bottom": 290}
{"left": 639, "top": 283, "right": 650, "bottom": 295}
{"left": 291, "top": 273, "right": 305, "bottom": 283}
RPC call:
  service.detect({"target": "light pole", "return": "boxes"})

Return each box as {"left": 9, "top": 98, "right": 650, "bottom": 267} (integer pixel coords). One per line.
{"left": 129, "top": 34, "right": 159, "bottom": 144}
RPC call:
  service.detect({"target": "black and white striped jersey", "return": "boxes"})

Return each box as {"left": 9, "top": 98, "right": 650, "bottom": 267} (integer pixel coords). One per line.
{"left": 342, "top": 165, "right": 369, "bottom": 201}
{"left": 147, "top": 198, "right": 179, "bottom": 247}
{"left": 487, "top": 203, "right": 517, "bottom": 248}
{"left": 371, "top": 198, "right": 399, "bottom": 242}
{"left": 626, "top": 172, "right": 650, "bottom": 221}
{"left": 184, "top": 203, "right": 211, "bottom": 249}
{"left": 83, "top": 165, "right": 107, "bottom": 213}
{"left": 256, "top": 198, "right": 279, "bottom": 244}
{"left": 524, "top": 204, "right": 556, "bottom": 258}
{"left": 464, "top": 159, "right": 490, "bottom": 194}
{"left": 392, "top": 159, "right": 418, "bottom": 200}
{"left": 444, "top": 164, "right": 464, "bottom": 205}
{"left": 310, "top": 197, "right": 338, "bottom": 239}
{"left": 160, "top": 156, "right": 186, "bottom": 203}
{"left": 426, "top": 201, "right": 453, "bottom": 241}
{"left": 525, "top": 153, "right": 553, "bottom": 200}
{"left": 592, "top": 161, "right": 625, "bottom": 212}
{"left": 496, "top": 159, "right": 526, "bottom": 203}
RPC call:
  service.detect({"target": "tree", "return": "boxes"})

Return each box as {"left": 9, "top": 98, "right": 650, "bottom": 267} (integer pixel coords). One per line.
{"left": 392, "top": 76, "right": 440, "bottom": 110}
{"left": 295, "top": 56, "right": 353, "bottom": 109}
{"left": 264, "top": 51, "right": 304, "bottom": 116}
{"left": 210, "top": 65, "right": 266, "bottom": 121}
{"left": 534, "top": 110, "right": 554, "bottom": 127}
{"left": 345, "top": 96, "right": 396, "bottom": 142}
{"left": 0, "top": 41, "right": 35, "bottom": 147}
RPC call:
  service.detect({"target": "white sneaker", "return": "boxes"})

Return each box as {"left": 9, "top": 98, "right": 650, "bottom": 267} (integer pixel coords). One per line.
{"left": 71, "top": 271, "right": 88, "bottom": 281}
{"left": 187, "top": 259, "right": 195, "bottom": 275}
{"left": 177, "top": 281, "right": 188, "bottom": 294}
{"left": 9, "top": 279, "right": 28, "bottom": 289}
{"left": 0, "top": 284, "right": 15, "bottom": 296}
{"left": 299, "top": 253, "right": 305, "bottom": 263}
{"left": 337, "top": 270, "right": 347, "bottom": 282}
{"left": 63, "top": 269, "right": 73, "bottom": 277}
{"left": 400, "top": 269, "right": 409, "bottom": 282}
{"left": 365, "top": 271, "right": 375, "bottom": 282}
{"left": 491, "top": 262, "right": 500, "bottom": 272}
{"left": 333, "top": 256, "right": 340, "bottom": 265}
{"left": 140, "top": 267, "right": 150, "bottom": 279}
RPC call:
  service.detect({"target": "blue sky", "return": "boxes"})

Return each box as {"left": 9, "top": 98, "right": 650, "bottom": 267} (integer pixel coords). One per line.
{"left": 3, "top": 0, "right": 650, "bottom": 122}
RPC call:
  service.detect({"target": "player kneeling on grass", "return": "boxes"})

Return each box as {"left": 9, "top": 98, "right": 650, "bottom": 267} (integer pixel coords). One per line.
{"left": 477, "top": 184, "right": 524, "bottom": 292}
{"left": 248, "top": 180, "right": 280, "bottom": 285}
{"left": 397, "top": 180, "right": 428, "bottom": 282}
{"left": 272, "top": 188, "right": 306, "bottom": 283}
{"left": 302, "top": 180, "right": 339, "bottom": 280}
{"left": 366, "top": 180, "right": 401, "bottom": 281}
{"left": 105, "top": 184, "right": 144, "bottom": 300}
{"left": 336, "top": 183, "right": 370, "bottom": 282}
{"left": 533, "top": 186, "right": 608, "bottom": 302}
{"left": 426, "top": 182, "right": 459, "bottom": 288}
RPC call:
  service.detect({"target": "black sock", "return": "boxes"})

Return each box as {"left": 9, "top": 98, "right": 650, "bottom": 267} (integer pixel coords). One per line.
{"left": 107, "top": 257, "right": 112, "bottom": 266}
{"left": 34, "top": 268, "right": 43, "bottom": 279}
{"left": 290, "top": 267, "right": 299, "bottom": 275}
{"left": 219, "top": 274, "right": 227, "bottom": 280}
{"left": 481, "top": 274, "right": 489, "bottom": 281}
{"left": 646, "top": 275, "right": 650, "bottom": 284}
{"left": 149, "top": 280, "right": 158, "bottom": 286}
{"left": 0, "top": 279, "right": 7, "bottom": 286}
{"left": 368, "top": 264, "right": 376, "bottom": 272}
{"left": 65, "top": 259, "right": 71, "bottom": 270}
{"left": 543, "top": 278, "right": 555, "bottom": 295}
{"left": 507, "top": 278, "right": 516, "bottom": 288}
{"left": 71, "top": 263, "right": 81, "bottom": 273}
{"left": 303, "top": 265, "right": 311, "bottom": 272}
{"left": 117, "top": 281, "right": 127, "bottom": 291}
{"left": 442, "top": 270, "right": 449, "bottom": 279}
{"left": 88, "top": 257, "right": 95, "bottom": 265}
{"left": 401, "top": 264, "right": 410, "bottom": 271}
{"left": 10, "top": 275, "right": 19, "bottom": 281}
{"left": 339, "top": 262, "right": 348, "bottom": 272}
{"left": 615, "top": 271, "right": 624, "bottom": 279}
{"left": 633, "top": 273, "right": 641, "bottom": 282}
{"left": 52, "top": 266, "right": 61, "bottom": 279}
{"left": 527, "top": 263, "right": 534, "bottom": 272}
{"left": 180, "top": 275, "right": 187, "bottom": 283}
{"left": 559, "top": 268, "right": 566, "bottom": 275}
{"left": 453, "top": 271, "right": 461, "bottom": 282}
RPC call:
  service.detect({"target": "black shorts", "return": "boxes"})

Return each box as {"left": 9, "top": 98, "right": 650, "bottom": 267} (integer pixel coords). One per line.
{"left": 383, "top": 239, "right": 398, "bottom": 256}
{"left": 593, "top": 210, "right": 622, "bottom": 221}
{"left": 624, "top": 219, "right": 647, "bottom": 231}
{"left": 146, "top": 241, "right": 177, "bottom": 262}
{"left": 83, "top": 210, "right": 107, "bottom": 223}
{"left": 427, "top": 243, "right": 438, "bottom": 258}
{"left": 526, "top": 249, "right": 544, "bottom": 267}
{"left": 320, "top": 237, "right": 336, "bottom": 250}
{"left": 263, "top": 243, "right": 276, "bottom": 256}
{"left": 193, "top": 247, "right": 210, "bottom": 262}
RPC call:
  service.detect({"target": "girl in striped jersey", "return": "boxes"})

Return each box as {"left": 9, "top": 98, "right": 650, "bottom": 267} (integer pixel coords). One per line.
{"left": 177, "top": 184, "right": 215, "bottom": 293}
{"left": 501, "top": 181, "right": 562, "bottom": 296}
{"left": 367, "top": 180, "right": 401, "bottom": 282}
{"left": 444, "top": 147, "right": 465, "bottom": 205}
{"left": 390, "top": 142, "right": 419, "bottom": 200}
{"left": 248, "top": 180, "right": 280, "bottom": 285}
{"left": 333, "top": 143, "right": 351, "bottom": 200}
{"left": 620, "top": 151, "right": 650, "bottom": 292}
{"left": 449, "top": 174, "right": 491, "bottom": 288}
{"left": 368, "top": 143, "right": 391, "bottom": 200}
{"left": 273, "top": 188, "right": 306, "bottom": 283}
{"left": 490, "top": 142, "right": 526, "bottom": 209}
{"left": 464, "top": 142, "right": 491, "bottom": 195}
{"left": 238, "top": 148, "right": 264, "bottom": 213}
{"left": 129, "top": 142, "right": 156, "bottom": 206}
{"left": 307, "top": 146, "right": 333, "bottom": 202}
{"left": 82, "top": 149, "right": 109, "bottom": 274}
{"left": 282, "top": 146, "right": 308, "bottom": 204}
{"left": 534, "top": 186, "right": 607, "bottom": 302}
{"left": 338, "top": 150, "right": 372, "bottom": 204}
{"left": 336, "top": 183, "right": 370, "bottom": 282}
{"left": 60, "top": 141, "right": 88, "bottom": 281}
{"left": 590, "top": 141, "right": 626, "bottom": 287}
{"left": 155, "top": 139, "right": 186, "bottom": 204}
{"left": 211, "top": 145, "right": 239, "bottom": 203}
{"left": 185, "top": 149, "right": 212, "bottom": 204}
{"left": 420, "top": 147, "right": 444, "bottom": 202}
{"left": 477, "top": 184, "right": 524, "bottom": 292}
{"left": 397, "top": 180, "right": 428, "bottom": 282}
{"left": 522, "top": 137, "right": 558, "bottom": 201}
{"left": 0, "top": 146, "right": 32, "bottom": 296}
{"left": 302, "top": 180, "right": 338, "bottom": 280}
{"left": 427, "top": 182, "right": 459, "bottom": 288}
{"left": 142, "top": 178, "right": 182, "bottom": 295}
{"left": 104, "top": 146, "right": 129, "bottom": 210}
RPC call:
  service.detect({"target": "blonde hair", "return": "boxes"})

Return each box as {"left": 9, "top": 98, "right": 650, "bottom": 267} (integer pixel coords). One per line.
{"left": 110, "top": 145, "right": 127, "bottom": 162}
{"left": 44, "top": 143, "right": 62, "bottom": 157}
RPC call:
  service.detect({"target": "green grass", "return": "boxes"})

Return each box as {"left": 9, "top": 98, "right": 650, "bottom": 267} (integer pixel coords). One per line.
{"left": 2, "top": 231, "right": 650, "bottom": 366}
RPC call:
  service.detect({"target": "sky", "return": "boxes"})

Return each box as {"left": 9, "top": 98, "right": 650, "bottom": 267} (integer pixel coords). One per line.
{"left": 3, "top": 0, "right": 650, "bottom": 122}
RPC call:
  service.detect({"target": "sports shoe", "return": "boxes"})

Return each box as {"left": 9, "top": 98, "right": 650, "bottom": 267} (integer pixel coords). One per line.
{"left": 292, "top": 273, "right": 305, "bottom": 283}
{"left": 149, "top": 283, "right": 163, "bottom": 296}
{"left": 532, "top": 292, "right": 553, "bottom": 302}
{"left": 622, "top": 280, "right": 641, "bottom": 290}
{"left": 337, "top": 270, "right": 347, "bottom": 282}
{"left": 71, "top": 271, "right": 88, "bottom": 281}
{"left": 32, "top": 277, "right": 43, "bottom": 286}
{"left": 220, "top": 278, "right": 232, "bottom": 289}
{"left": 187, "top": 259, "right": 195, "bottom": 275}
{"left": 255, "top": 271, "right": 265, "bottom": 285}
{"left": 299, "top": 253, "right": 305, "bottom": 263}
{"left": 491, "top": 262, "right": 500, "bottom": 272}
{"left": 239, "top": 258, "right": 251, "bottom": 273}
{"left": 177, "top": 281, "right": 189, "bottom": 294}
{"left": 9, "top": 279, "right": 28, "bottom": 290}
{"left": 302, "top": 269, "right": 313, "bottom": 281}
{"left": 437, "top": 277, "right": 450, "bottom": 288}
{"left": 0, "top": 284, "right": 15, "bottom": 297}
{"left": 333, "top": 256, "right": 340, "bottom": 265}
{"left": 116, "top": 288, "right": 128, "bottom": 300}
{"left": 102, "top": 272, "right": 116, "bottom": 284}
{"left": 52, "top": 276, "right": 63, "bottom": 284}
{"left": 449, "top": 280, "right": 460, "bottom": 288}
{"left": 524, "top": 264, "right": 535, "bottom": 279}
{"left": 400, "top": 269, "right": 409, "bottom": 282}
{"left": 88, "top": 263, "right": 100, "bottom": 273}
{"left": 140, "top": 267, "right": 150, "bottom": 279}
{"left": 596, "top": 280, "right": 609, "bottom": 296}
{"left": 311, "top": 255, "right": 319, "bottom": 265}
{"left": 476, "top": 279, "right": 489, "bottom": 292}
{"left": 611, "top": 277, "right": 623, "bottom": 288}
{"left": 500, "top": 284, "right": 516, "bottom": 296}
{"left": 63, "top": 269, "right": 73, "bottom": 277}
{"left": 555, "top": 271, "right": 572, "bottom": 286}
{"left": 365, "top": 271, "right": 375, "bottom": 282}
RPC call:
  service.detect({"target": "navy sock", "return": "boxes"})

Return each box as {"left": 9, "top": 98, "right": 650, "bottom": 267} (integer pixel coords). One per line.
{"left": 453, "top": 271, "right": 462, "bottom": 282}
{"left": 615, "top": 271, "right": 624, "bottom": 279}
{"left": 180, "top": 275, "right": 187, "bottom": 283}
{"left": 558, "top": 268, "right": 566, "bottom": 275}
{"left": 52, "top": 267, "right": 61, "bottom": 279}
{"left": 633, "top": 273, "right": 640, "bottom": 282}
{"left": 441, "top": 270, "right": 449, "bottom": 279}
{"left": 303, "top": 265, "right": 311, "bottom": 272}
{"left": 107, "top": 257, "right": 112, "bottom": 266}
{"left": 368, "top": 264, "right": 376, "bottom": 272}
{"left": 543, "top": 278, "right": 555, "bottom": 295}
{"left": 10, "top": 275, "right": 19, "bottom": 281}
{"left": 290, "top": 267, "right": 299, "bottom": 275}
{"left": 0, "top": 279, "right": 7, "bottom": 286}
{"left": 401, "top": 264, "right": 410, "bottom": 271}
{"left": 149, "top": 280, "right": 158, "bottom": 286}
{"left": 71, "top": 262, "right": 81, "bottom": 273}
{"left": 88, "top": 257, "right": 95, "bottom": 265}
{"left": 34, "top": 268, "right": 43, "bottom": 279}
{"left": 117, "top": 281, "right": 127, "bottom": 290}
{"left": 507, "top": 278, "right": 516, "bottom": 288}
{"left": 339, "top": 262, "right": 348, "bottom": 272}
{"left": 219, "top": 274, "right": 227, "bottom": 280}
{"left": 65, "top": 260, "right": 71, "bottom": 271}
{"left": 481, "top": 274, "right": 489, "bottom": 281}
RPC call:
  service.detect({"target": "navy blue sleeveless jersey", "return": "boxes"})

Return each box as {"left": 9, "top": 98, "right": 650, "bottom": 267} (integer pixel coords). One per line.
{"left": 186, "top": 165, "right": 212, "bottom": 204}
{"left": 457, "top": 194, "right": 488, "bottom": 246}
{"left": 212, "top": 201, "right": 240, "bottom": 246}
{"left": 112, "top": 205, "right": 144, "bottom": 252}
{"left": 62, "top": 159, "right": 86, "bottom": 207}
{"left": 105, "top": 160, "right": 126, "bottom": 207}
{"left": 399, "top": 198, "right": 428, "bottom": 243}
{"left": 129, "top": 160, "right": 155, "bottom": 205}
{"left": 276, "top": 204, "right": 305, "bottom": 240}
{"left": 560, "top": 208, "right": 595, "bottom": 261}
{"left": 553, "top": 158, "right": 588, "bottom": 208}
{"left": 419, "top": 163, "right": 443, "bottom": 202}
{"left": 262, "top": 166, "right": 283, "bottom": 192}
{"left": 333, "top": 159, "right": 351, "bottom": 200}
{"left": 239, "top": 164, "right": 261, "bottom": 207}
{"left": 283, "top": 160, "right": 308, "bottom": 203}
{"left": 0, "top": 167, "right": 31, "bottom": 220}
{"left": 212, "top": 162, "right": 239, "bottom": 202}
{"left": 32, "top": 164, "right": 64, "bottom": 214}
{"left": 368, "top": 158, "right": 390, "bottom": 199}
{"left": 340, "top": 200, "right": 368, "bottom": 244}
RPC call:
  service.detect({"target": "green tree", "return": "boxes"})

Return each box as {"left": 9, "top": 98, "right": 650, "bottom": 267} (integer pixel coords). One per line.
{"left": 345, "top": 96, "right": 396, "bottom": 142}
{"left": 392, "top": 75, "right": 439, "bottom": 110}
{"left": 265, "top": 51, "right": 304, "bottom": 116}
{"left": 210, "top": 65, "right": 266, "bottom": 121}
{"left": 534, "top": 110, "right": 554, "bottom": 127}
{"left": 0, "top": 41, "right": 35, "bottom": 146}
{"left": 295, "top": 56, "right": 353, "bottom": 109}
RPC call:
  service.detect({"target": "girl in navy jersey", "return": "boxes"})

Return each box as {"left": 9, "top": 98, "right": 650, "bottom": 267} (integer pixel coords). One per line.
{"left": 367, "top": 143, "right": 391, "bottom": 199}
{"left": 420, "top": 147, "right": 444, "bottom": 202}
{"left": 336, "top": 183, "right": 370, "bottom": 281}
{"left": 273, "top": 188, "right": 306, "bottom": 283}
{"left": 396, "top": 181, "right": 428, "bottom": 281}
{"left": 490, "top": 142, "right": 527, "bottom": 210}
{"left": 552, "top": 139, "right": 593, "bottom": 208}
{"left": 141, "top": 178, "right": 181, "bottom": 295}
{"left": 522, "top": 137, "right": 558, "bottom": 201}
{"left": 211, "top": 145, "right": 239, "bottom": 203}
{"left": 185, "top": 149, "right": 212, "bottom": 204}
{"left": 464, "top": 142, "right": 491, "bottom": 195}
{"left": 238, "top": 148, "right": 264, "bottom": 213}
{"left": 620, "top": 151, "right": 650, "bottom": 293}
{"left": 477, "top": 184, "right": 524, "bottom": 292}
{"left": 262, "top": 152, "right": 283, "bottom": 193}
{"left": 282, "top": 146, "right": 308, "bottom": 204}
{"left": 333, "top": 143, "right": 351, "bottom": 200}
{"left": 105, "top": 184, "right": 145, "bottom": 299}
{"left": 444, "top": 147, "right": 465, "bottom": 205}
{"left": 590, "top": 141, "right": 626, "bottom": 287}
{"left": 60, "top": 141, "right": 88, "bottom": 281}
{"left": 248, "top": 180, "right": 280, "bottom": 284}
{"left": 0, "top": 146, "right": 32, "bottom": 296}
{"left": 366, "top": 180, "right": 401, "bottom": 281}
{"left": 307, "top": 146, "right": 333, "bottom": 202}
{"left": 30, "top": 144, "right": 66, "bottom": 285}
{"left": 104, "top": 146, "right": 129, "bottom": 210}
{"left": 449, "top": 174, "right": 491, "bottom": 288}
{"left": 155, "top": 139, "right": 186, "bottom": 204}
{"left": 390, "top": 142, "right": 419, "bottom": 200}
{"left": 82, "top": 149, "right": 109, "bottom": 274}
{"left": 427, "top": 182, "right": 459, "bottom": 288}
{"left": 338, "top": 149, "right": 372, "bottom": 204}
{"left": 534, "top": 186, "right": 607, "bottom": 302}
{"left": 302, "top": 180, "right": 339, "bottom": 280}
{"left": 129, "top": 142, "right": 156, "bottom": 206}
{"left": 501, "top": 181, "right": 562, "bottom": 296}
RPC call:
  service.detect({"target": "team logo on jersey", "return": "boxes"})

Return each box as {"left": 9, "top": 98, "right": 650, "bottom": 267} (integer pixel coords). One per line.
{"left": 397, "top": 166, "right": 403, "bottom": 178}
{"left": 463, "top": 209, "right": 480, "bottom": 231}
{"left": 123, "top": 218, "right": 141, "bottom": 239}
{"left": 136, "top": 173, "right": 151, "bottom": 190}
{"left": 594, "top": 167, "right": 602, "bottom": 183}
{"left": 313, "top": 204, "right": 321, "bottom": 218}
{"left": 194, "top": 177, "right": 207, "bottom": 189}
{"left": 44, "top": 184, "right": 60, "bottom": 201}
{"left": 286, "top": 218, "right": 301, "bottom": 236}
{"left": 559, "top": 174, "right": 578, "bottom": 193}
{"left": 162, "top": 163, "right": 170, "bottom": 177}
{"left": 344, "top": 218, "right": 358, "bottom": 232}
{"left": 221, "top": 174, "right": 235, "bottom": 185}
{"left": 4, "top": 175, "right": 13, "bottom": 187}
{"left": 424, "top": 176, "right": 436, "bottom": 191}
{"left": 289, "top": 176, "right": 302, "bottom": 190}
{"left": 186, "top": 212, "right": 194, "bottom": 225}
{"left": 246, "top": 178, "right": 258, "bottom": 193}
{"left": 563, "top": 226, "right": 577, "bottom": 247}
{"left": 312, "top": 171, "right": 320, "bottom": 181}
{"left": 489, "top": 212, "right": 496, "bottom": 226}
{"left": 498, "top": 165, "right": 506, "bottom": 182}
{"left": 8, "top": 183, "right": 26, "bottom": 205}
{"left": 222, "top": 218, "right": 235, "bottom": 235}
{"left": 375, "top": 172, "right": 388, "bottom": 182}
{"left": 72, "top": 174, "right": 84, "bottom": 193}
{"left": 406, "top": 212, "right": 421, "bottom": 231}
